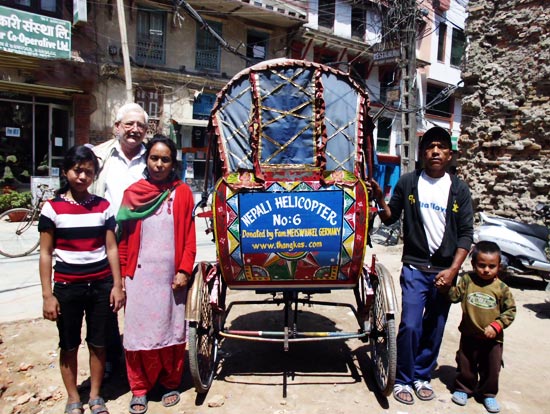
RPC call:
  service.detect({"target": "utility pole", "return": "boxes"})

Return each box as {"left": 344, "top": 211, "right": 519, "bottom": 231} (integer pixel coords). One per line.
{"left": 117, "top": 0, "right": 133, "bottom": 103}
{"left": 399, "top": 0, "right": 418, "bottom": 174}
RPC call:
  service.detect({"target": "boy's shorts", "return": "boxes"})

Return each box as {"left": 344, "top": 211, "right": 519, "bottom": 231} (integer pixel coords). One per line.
{"left": 53, "top": 276, "right": 113, "bottom": 351}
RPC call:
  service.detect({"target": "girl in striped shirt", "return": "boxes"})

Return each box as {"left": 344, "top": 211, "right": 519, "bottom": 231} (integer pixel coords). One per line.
{"left": 39, "top": 145, "right": 125, "bottom": 414}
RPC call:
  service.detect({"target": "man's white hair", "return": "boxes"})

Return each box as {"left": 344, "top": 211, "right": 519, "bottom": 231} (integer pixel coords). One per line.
{"left": 115, "top": 103, "right": 149, "bottom": 123}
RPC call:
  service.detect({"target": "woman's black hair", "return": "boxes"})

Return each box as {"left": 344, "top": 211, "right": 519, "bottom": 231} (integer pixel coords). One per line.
{"left": 144, "top": 134, "right": 181, "bottom": 181}
{"left": 56, "top": 145, "right": 99, "bottom": 195}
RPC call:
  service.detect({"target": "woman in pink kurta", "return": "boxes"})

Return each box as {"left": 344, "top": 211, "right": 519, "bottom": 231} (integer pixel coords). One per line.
{"left": 117, "top": 135, "right": 196, "bottom": 414}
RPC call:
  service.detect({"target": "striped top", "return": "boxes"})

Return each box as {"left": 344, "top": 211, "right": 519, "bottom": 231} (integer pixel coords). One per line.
{"left": 38, "top": 195, "right": 116, "bottom": 283}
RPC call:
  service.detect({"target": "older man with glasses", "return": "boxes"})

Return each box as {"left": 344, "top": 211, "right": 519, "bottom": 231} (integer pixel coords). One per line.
{"left": 91, "top": 103, "right": 149, "bottom": 213}
{"left": 89, "top": 102, "right": 149, "bottom": 380}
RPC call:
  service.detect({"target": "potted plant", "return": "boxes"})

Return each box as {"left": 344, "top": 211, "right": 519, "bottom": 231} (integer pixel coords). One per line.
{"left": 0, "top": 190, "right": 33, "bottom": 221}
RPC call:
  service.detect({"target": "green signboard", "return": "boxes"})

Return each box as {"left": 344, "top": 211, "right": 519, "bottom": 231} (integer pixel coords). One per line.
{"left": 0, "top": 5, "right": 71, "bottom": 59}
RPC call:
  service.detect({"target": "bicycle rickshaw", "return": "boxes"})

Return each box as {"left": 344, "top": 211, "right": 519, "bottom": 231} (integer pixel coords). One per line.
{"left": 187, "top": 59, "right": 398, "bottom": 396}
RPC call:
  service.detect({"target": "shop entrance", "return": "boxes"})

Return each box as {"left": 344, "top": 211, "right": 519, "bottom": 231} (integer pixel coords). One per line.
{"left": 0, "top": 98, "right": 71, "bottom": 188}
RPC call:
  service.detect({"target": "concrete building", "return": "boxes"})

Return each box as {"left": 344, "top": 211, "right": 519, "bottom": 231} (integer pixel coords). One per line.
{"left": 0, "top": 0, "right": 467, "bottom": 194}
{"left": 286, "top": 0, "right": 467, "bottom": 195}
{"left": 0, "top": 0, "right": 307, "bottom": 191}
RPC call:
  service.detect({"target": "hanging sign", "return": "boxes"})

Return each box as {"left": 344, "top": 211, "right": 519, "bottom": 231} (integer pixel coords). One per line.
{"left": 0, "top": 5, "right": 71, "bottom": 59}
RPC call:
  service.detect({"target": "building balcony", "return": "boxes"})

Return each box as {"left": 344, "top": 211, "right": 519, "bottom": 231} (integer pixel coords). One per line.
{"left": 186, "top": 0, "right": 307, "bottom": 28}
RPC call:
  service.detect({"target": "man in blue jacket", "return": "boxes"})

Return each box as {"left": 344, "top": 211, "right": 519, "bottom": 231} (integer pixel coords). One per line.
{"left": 370, "top": 126, "right": 473, "bottom": 405}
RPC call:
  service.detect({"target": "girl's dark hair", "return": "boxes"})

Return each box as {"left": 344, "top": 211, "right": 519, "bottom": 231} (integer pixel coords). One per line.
{"left": 471, "top": 240, "right": 502, "bottom": 263}
{"left": 57, "top": 145, "right": 99, "bottom": 195}
{"left": 144, "top": 134, "right": 181, "bottom": 181}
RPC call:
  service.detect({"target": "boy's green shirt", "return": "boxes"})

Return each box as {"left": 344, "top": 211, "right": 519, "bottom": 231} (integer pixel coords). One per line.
{"left": 448, "top": 272, "right": 516, "bottom": 343}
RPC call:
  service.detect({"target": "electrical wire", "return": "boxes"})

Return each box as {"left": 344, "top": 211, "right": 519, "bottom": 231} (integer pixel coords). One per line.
{"left": 83, "top": 0, "right": 468, "bottom": 118}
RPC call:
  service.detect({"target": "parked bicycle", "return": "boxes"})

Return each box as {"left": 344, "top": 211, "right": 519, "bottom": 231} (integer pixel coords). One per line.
{"left": 0, "top": 184, "right": 55, "bottom": 258}
{"left": 368, "top": 208, "right": 402, "bottom": 247}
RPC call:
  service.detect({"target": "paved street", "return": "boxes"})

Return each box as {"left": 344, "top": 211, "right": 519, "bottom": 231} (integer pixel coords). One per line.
{"left": 1, "top": 214, "right": 550, "bottom": 414}
{"left": 0, "top": 252, "right": 41, "bottom": 323}
{"left": 0, "top": 215, "right": 216, "bottom": 323}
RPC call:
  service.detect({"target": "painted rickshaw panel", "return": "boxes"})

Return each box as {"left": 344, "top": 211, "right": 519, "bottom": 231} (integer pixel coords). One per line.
{"left": 212, "top": 178, "right": 368, "bottom": 290}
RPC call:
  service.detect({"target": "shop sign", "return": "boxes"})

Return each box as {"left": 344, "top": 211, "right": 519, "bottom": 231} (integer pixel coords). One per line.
{"left": 0, "top": 5, "right": 71, "bottom": 60}
{"left": 373, "top": 49, "right": 400, "bottom": 64}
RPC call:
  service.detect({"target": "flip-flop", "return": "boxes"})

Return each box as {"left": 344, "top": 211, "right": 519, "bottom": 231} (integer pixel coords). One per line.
{"left": 161, "top": 390, "right": 180, "bottom": 408}
{"left": 393, "top": 384, "right": 414, "bottom": 405}
{"left": 64, "top": 402, "right": 84, "bottom": 414}
{"left": 129, "top": 395, "right": 148, "bottom": 414}
{"left": 413, "top": 380, "right": 435, "bottom": 401}
{"left": 89, "top": 397, "right": 109, "bottom": 414}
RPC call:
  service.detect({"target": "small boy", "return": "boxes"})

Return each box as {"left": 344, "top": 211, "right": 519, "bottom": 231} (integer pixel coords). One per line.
{"left": 447, "top": 241, "right": 516, "bottom": 413}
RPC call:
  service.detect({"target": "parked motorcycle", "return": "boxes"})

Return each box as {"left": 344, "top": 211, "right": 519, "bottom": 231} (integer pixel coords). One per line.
{"left": 474, "top": 204, "right": 550, "bottom": 289}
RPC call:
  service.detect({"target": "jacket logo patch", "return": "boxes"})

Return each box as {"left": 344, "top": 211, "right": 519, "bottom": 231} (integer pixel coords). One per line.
{"left": 467, "top": 292, "right": 496, "bottom": 309}
{"left": 452, "top": 200, "right": 459, "bottom": 213}
{"left": 408, "top": 194, "right": 415, "bottom": 205}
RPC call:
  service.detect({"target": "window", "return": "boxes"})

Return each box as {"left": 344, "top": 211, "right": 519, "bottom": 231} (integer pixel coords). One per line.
{"left": 351, "top": 5, "right": 365, "bottom": 39}
{"left": 247, "top": 30, "right": 268, "bottom": 64}
{"left": 425, "top": 83, "right": 453, "bottom": 118}
{"left": 4, "top": 0, "right": 60, "bottom": 17}
{"left": 450, "top": 28, "right": 465, "bottom": 67}
{"left": 376, "top": 118, "right": 392, "bottom": 154}
{"left": 437, "top": 22, "right": 447, "bottom": 62}
{"left": 136, "top": 9, "right": 165, "bottom": 65}
{"left": 193, "top": 93, "right": 216, "bottom": 120}
{"left": 318, "top": 0, "right": 335, "bottom": 30}
{"left": 196, "top": 20, "right": 222, "bottom": 72}
{"left": 135, "top": 87, "right": 163, "bottom": 119}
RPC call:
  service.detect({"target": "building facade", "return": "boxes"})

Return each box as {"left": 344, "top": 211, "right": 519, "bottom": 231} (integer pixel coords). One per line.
{"left": 0, "top": 0, "right": 466, "bottom": 194}
{"left": 287, "top": 0, "right": 467, "bottom": 195}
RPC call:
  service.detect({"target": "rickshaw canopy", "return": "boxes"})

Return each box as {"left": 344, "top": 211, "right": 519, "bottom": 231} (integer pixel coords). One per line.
{"left": 209, "top": 58, "right": 375, "bottom": 186}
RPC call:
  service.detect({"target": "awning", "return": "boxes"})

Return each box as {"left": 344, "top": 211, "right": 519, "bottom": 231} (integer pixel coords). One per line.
{"left": 0, "top": 80, "right": 82, "bottom": 100}
{"left": 178, "top": 118, "right": 208, "bottom": 127}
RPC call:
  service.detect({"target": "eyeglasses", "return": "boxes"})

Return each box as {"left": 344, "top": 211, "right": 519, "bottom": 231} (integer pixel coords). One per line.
{"left": 121, "top": 121, "right": 148, "bottom": 131}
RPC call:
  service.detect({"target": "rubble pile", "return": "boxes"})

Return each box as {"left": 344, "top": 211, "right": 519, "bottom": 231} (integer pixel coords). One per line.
{"left": 459, "top": 0, "right": 550, "bottom": 220}
{"left": 0, "top": 323, "right": 65, "bottom": 414}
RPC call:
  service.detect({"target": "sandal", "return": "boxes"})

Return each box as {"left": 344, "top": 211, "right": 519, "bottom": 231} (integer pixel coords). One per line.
{"left": 64, "top": 402, "right": 84, "bottom": 414}
{"left": 483, "top": 397, "right": 501, "bottom": 413}
{"left": 89, "top": 397, "right": 109, "bottom": 414}
{"left": 393, "top": 383, "right": 414, "bottom": 405}
{"left": 413, "top": 380, "right": 435, "bottom": 401}
{"left": 451, "top": 390, "right": 468, "bottom": 406}
{"left": 161, "top": 390, "right": 180, "bottom": 408}
{"left": 129, "top": 394, "right": 148, "bottom": 414}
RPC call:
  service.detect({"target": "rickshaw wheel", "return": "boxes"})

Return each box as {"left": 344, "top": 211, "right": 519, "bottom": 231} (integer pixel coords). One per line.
{"left": 188, "top": 264, "right": 219, "bottom": 393}
{"left": 370, "top": 262, "right": 397, "bottom": 397}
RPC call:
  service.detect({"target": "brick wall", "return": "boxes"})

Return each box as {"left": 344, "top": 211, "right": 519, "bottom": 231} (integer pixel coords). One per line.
{"left": 459, "top": 0, "right": 550, "bottom": 221}
{"left": 73, "top": 94, "right": 92, "bottom": 146}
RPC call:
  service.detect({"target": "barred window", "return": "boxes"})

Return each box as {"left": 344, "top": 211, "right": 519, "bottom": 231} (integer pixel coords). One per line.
{"left": 136, "top": 9, "right": 165, "bottom": 66}
{"left": 196, "top": 20, "right": 222, "bottom": 72}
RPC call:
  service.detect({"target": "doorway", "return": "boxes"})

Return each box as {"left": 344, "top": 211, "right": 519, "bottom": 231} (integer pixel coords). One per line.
{"left": 0, "top": 98, "right": 72, "bottom": 188}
